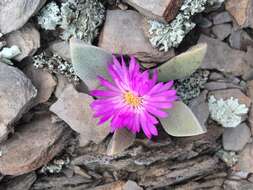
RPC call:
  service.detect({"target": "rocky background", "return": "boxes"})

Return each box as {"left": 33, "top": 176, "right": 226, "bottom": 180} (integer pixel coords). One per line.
{"left": 0, "top": 0, "right": 253, "bottom": 189}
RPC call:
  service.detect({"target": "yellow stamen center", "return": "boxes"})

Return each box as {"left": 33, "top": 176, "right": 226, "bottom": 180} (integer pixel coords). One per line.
{"left": 124, "top": 91, "right": 142, "bottom": 107}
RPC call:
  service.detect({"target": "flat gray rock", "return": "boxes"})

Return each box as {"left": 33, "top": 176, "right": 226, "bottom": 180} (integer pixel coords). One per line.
{"left": 0, "top": 0, "right": 46, "bottom": 34}
{"left": 222, "top": 123, "right": 251, "bottom": 151}
{"left": 0, "top": 63, "right": 37, "bottom": 143}
{"left": 50, "top": 85, "right": 110, "bottom": 147}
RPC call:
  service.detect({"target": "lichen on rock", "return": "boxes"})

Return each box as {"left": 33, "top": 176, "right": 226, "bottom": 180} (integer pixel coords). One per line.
{"left": 208, "top": 96, "right": 249, "bottom": 128}
{"left": 37, "top": 0, "right": 105, "bottom": 43}
{"left": 33, "top": 52, "right": 79, "bottom": 82}
{"left": 174, "top": 70, "right": 209, "bottom": 104}
{"left": 147, "top": 0, "right": 224, "bottom": 51}
{"left": 37, "top": 2, "right": 61, "bottom": 30}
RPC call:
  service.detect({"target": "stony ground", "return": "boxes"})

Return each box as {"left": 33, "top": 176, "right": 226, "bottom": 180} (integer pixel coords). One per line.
{"left": 0, "top": 0, "right": 253, "bottom": 190}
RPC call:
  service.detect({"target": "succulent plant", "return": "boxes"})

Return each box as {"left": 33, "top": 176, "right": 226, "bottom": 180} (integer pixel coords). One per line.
{"left": 70, "top": 38, "right": 208, "bottom": 138}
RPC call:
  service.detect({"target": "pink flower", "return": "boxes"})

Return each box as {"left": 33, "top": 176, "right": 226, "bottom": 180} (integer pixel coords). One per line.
{"left": 90, "top": 56, "right": 177, "bottom": 139}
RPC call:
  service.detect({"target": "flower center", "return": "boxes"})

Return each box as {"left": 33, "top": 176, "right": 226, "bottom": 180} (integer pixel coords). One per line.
{"left": 124, "top": 91, "right": 142, "bottom": 107}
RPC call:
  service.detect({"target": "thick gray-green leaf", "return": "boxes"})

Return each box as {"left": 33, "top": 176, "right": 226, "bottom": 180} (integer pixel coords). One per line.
{"left": 157, "top": 43, "right": 207, "bottom": 81}
{"left": 160, "top": 101, "right": 207, "bottom": 137}
{"left": 70, "top": 38, "right": 112, "bottom": 90}
{"left": 107, "top": 128, "right": 135, "bottom": 155}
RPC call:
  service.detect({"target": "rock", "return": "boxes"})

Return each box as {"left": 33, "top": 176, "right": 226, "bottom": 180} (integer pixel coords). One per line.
{"left": 5, "top": 23, "right": 40, "bottom": 61}
{"left": 48, "top": 41, "right": 71, "bottom": 62}
{"left": 0, "top": 113, "right": 71, "bottom": 175}
{"left": 212, "top": 24, "right": 232, "bottom": 40}
{"left": 98, "top": 10, "right": 174, "bottom": 63}
{"left": 210, "top": 89, "right": 251, "bottom": 108}
{"left": 205, "top": 81, "right": 242, "bottom": 91}
{"left": 87, "top": 181, "right": 142, "bottom": 190}
{"left": 0, "top": 63, "right": 37, "bottom": 142}
{"left": 189, "top": 91, "right": 209, "bottom": 129}
{"left": 124, "top": 180, "right": 143, "bottom": 190}
{"left": 238, "top": 143, "right": 253, "bottom": 173}
{"left": 225, "top": 0, "right": 253, "bottom": 28}
{"left": 0, "top": 0, "right": 46, "bottom": 34}
{"left": 224, "top": 180, "right": 253, "bottom": 190}
{"left": 54, "top": 74, "right": 74, "bottom": 98}
{"left": 50, "top": 85, "right": 110, "bottom": 147}
{"left": 198, "top": 35, "right": 251, "bottom": 77}
{"left": 0, "top": 172, "right": 37, "bottom": 190}
{"left": 212, "top": 11, "right": 232, "bottom": 25}
{"left": 229, "top": 30, "right": 253, "bottom": 51}
{"left": 24, "top": 63, "right": 56, "bottom": 105}
{"left": 222, "top": 123, "right": 251, "bottom": 151}
{"left": 248, "top": 106, "right": 253, "bottom": 135}
{"left": 107, "top": 128, "right": 136, "bottom": 156}
{"left": 122, "top": 0, "right": 182, "bottom": 22}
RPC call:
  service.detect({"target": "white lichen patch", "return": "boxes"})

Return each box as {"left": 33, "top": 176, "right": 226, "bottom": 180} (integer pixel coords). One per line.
{"left": 0, "top": 45, "right": 21, "bottom": 65}
{"left": 148, "top": 0, "right": 224, "bottom": 51}
{"left": 37, "top": 2, "right": 61, "bottom": 30}
{"left": 208, "top": 96, "right": 248, "bottom": 128}
{"left": 37, "top": 0, "right": 105, "bottom": 43}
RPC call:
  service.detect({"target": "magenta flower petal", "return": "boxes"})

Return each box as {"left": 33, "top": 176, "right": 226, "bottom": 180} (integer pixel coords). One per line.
{"left": 90, "top": 56, "right": 177, "bottom": 139}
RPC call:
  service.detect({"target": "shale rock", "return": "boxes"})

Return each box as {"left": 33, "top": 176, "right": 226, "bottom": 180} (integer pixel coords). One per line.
{"left": 123, "top": 0, "right": 182, "bottom": 22}
{"left": 0, "top": 114, "right": 71, "bottom": 175}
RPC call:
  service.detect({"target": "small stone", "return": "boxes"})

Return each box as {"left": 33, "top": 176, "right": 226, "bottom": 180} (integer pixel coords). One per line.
{"left": 50, "top": 85, "right": 110, "bottom": 147}
{"left": 24, "top": 63, "right": 56, "bottom": 105}
{"left": 0, "top": 0, "right": 46, "bottom": 34}
{"left": 222, "top": 123, "right": 251, "bottom": 151}
{"left": 212, "top": 11, "right": 232, "bottom": 25}
{"left": 48, "top": 41, "right": 71, "bottom": 62}
{"left": 205, "top": 81, "right": 241, "bottom": 91}
{"left": 87, "top": 181, "right": 142, "bottom": 190}
{"left": 248, "top": 107, "right": 253, "bottom": 135}
{"left": 189, "top": 90, "right": 209, "bottom": 129}
{"left": 5, "top": 23, "right": 40, "bottom": 61}
{"left": 0, "top": 172, "right": 37, "bottom": 190}
{"left": 107, "top": 128, "right": 136, "bottom": 156}
{"left": 229, "top": 30, "right": 253, "bottom": 51}
{"left": 123, "top": 180, "right": 143, "bottom": 190}
{"left": 238, "top": 143, "right": 253, "bottom": 173}
{"left": 210, "top": 89, "right": 251, "bottom": 108}
{"left": 54, "top": 74, "right": 74, "bottom": 98}
{"left": 0, "top": 63, "right": 37, "bottom": 142}
{"left": 225, "top": 0, "right": 253, "bottom": 28}
{"left": 0, "top": 113, "right": 71, "bottom": 175}
{"left": 194, "top": 15, "right": 213, "bottom": 28}
{"left": 212, "top": 24, "right": 232, "bottom": 40}
{"left": 98, "top": 10, "right": 174, "bottom": 63}
{"left": 198, "top": 35, "right": 251, "bottom": 77}
{"left": 123, "top": 0, "right": 182, "bottom": 22}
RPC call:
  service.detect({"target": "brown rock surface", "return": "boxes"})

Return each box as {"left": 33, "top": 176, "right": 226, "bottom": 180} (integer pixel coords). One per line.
{"left": 238, "top": 143, "right": 253, "bottom": 173}
{"left": 98, "top": 10, "right": 174, "bottom": 63}
{"left": 50, "top": 85, "right": 110, "bottom": 147}
{"left": 24, "top": 63, "right": 56, "bottom": 105}
{"left": 6, "top": 23, "right": 40, "bottom": 61}
{"left": 0, "top": 114, "right": 71, "bottom": 175}
{"left": 123, "top": 0, "right": 182, "bottom": 22}
{"left": 0, "top": 0, "right": 46, "bottom": 34}
{"left": 225, "top": 0, "right": 253, "bottom": 28}
{"left": 198, "top": 35, "right": 251, "bottom": 77}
